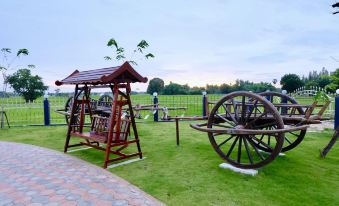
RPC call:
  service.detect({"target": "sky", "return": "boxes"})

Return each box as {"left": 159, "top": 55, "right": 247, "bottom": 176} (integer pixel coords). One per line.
{"left": 1, "top": 0, "right": 339, "bottom": 92}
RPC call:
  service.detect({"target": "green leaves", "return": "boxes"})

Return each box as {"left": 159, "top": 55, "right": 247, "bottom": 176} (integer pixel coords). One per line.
{"left": 106, "top": 38, "right": 126, "bottom": 61}
{"left": 107, "top": 38, "right": 118, "bottom": 49}
{"left": 105, "top": 38, "right": 154, "bottom": 65}
{"left": 0, "top": 47, "right": 34, "bottom": 94}
{"left": 136, "top": 40, "right": 149, "bottom": 53}
{"left": 128, "top": 60, "right": 138, "bottom": 65}
{"left": 116, "top": 47, "right": 124, "bottom": 54}
{"left": 116, "top": 54, "right": 125, "bottom": 61}
{"left": 280, "top": 74, "right": 304, "bottom": 93}
{"left": 104, "top": 56, "right": 112, "bottom": 61}
{"left": 17, "top": 48, "right": 29, "bottom": 56}
{"left": 145, "top": 53, "right": 155, "bottom": 59}
{"left": 6, "top": 69, "right": 48, "bottom": 102}
{"left": 1, "top": 48, "right": 11, "bottom": 53}
{"left": 313, "top": 91, "right": 330, "bottom": 102}
{"left": 1, "top": 48, "right": 29, "bottom": 56}
{"left": 137, "top": 40, "right": 149, "bottom": 49}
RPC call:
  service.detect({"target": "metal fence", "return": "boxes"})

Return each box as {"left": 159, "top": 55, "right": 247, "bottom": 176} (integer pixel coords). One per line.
{"left": 0, "top": 93, "right": 334, "bottom": 127}
{"left": 0, "top": 94, "right": 220, "bottom": 126}
{"left": 0, "top": 96, "right": 68, "bottom": 126}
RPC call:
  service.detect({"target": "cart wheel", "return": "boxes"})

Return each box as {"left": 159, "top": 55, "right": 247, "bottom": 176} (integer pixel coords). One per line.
{"left": 259, "top": 91, "right": 306, "bottom": 152}
{"left": 207, "top": 91, "right": 284, "bottom": 169}
{"left": 65, "top": 97, "right": 80, "bottom": 125}
{"left": 98, "top": 94, "right": 113, "bottom": 107}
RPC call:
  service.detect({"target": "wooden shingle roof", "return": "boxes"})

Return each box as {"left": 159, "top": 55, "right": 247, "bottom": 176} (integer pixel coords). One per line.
{"left": 55, "top": 61, "right": 148, "bottom": 86}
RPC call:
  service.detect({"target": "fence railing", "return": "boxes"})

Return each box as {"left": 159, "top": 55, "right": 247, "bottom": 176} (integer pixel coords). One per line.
{"left": 0, "top": 93, "right": 334, "bottom": 127}
{"left": 0, "top": 94, "right": 221, "bottom": 126}
{"left": 0, "top": 96, "right": 68, "bottom": 126}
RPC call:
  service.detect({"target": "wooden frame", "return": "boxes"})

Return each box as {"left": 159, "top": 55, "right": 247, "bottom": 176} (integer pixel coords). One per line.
{"left": 56, "top": 62, "right": 147, "bottom": 168}
{"left": 189, "top": 91, "right": 330, "bottom": 169}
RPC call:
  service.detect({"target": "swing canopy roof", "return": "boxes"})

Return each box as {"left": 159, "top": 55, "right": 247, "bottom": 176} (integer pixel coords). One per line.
{"left": 55, "top": 61, "right": 148, "bottom": 86}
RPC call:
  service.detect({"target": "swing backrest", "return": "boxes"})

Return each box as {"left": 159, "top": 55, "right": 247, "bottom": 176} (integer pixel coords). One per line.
{"left": 114, "top": 117, "right": 130, "bottom": 142}
{"left": 90, "top": 115, "right": 130, "bottom": 143}
{"left": 91, "top": 115, "right": 110, "bottom": 137}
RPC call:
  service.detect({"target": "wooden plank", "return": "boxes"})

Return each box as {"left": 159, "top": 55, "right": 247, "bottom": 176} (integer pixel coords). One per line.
{"left": 190, "top": 123, "right": 308, "bottom": 135}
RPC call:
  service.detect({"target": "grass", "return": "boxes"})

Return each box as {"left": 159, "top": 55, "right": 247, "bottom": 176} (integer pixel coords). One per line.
{"left": 0, "top": 122, "right": 338, "bottom": 205}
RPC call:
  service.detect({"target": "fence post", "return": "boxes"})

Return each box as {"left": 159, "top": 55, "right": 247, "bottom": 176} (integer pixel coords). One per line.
{"left": 44, "top": 93, "right": 50, "bottom": 126}
{"left": 335, "top": 95, "right": 339, "bottom": 130}
{"left": 0, "top": 106, "right": 4, "bottom": 128}
{"left": 153, "top": 92, "right": 158, "bottom": 122}
{"left": 202, "top": 91, "right": 208, "bottom": 117}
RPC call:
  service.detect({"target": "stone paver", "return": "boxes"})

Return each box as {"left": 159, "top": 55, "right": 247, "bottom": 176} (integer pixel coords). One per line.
{"left": 0, "top": 142, "right": 165, "bottom": 206}
{"left": 308, "top": 120, "right": 333, "bottom": 132}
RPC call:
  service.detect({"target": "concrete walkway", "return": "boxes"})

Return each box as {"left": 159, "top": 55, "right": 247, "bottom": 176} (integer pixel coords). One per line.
{"left": 0, "top": 142, "right": 164, "bottom": 206}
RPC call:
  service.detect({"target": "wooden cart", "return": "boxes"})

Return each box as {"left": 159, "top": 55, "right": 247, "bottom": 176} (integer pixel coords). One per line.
{"left": 190, "top": 91, "right": 330, "bottom": 169}
{"left": 55, "top": 94, "right": 113, "bottom": 124}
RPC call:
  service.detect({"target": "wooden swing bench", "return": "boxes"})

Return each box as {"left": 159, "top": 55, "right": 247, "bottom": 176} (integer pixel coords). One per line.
{"left": 55, "top": 61, "right": 148, "bottom": 168}
{"left": 71, "top": 115, "right": 130, "bottom": 144}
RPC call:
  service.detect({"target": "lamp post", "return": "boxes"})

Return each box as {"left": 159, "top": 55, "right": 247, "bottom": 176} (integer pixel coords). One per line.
{"left": 281, "top": 90, "right": 288, "bottom": 114}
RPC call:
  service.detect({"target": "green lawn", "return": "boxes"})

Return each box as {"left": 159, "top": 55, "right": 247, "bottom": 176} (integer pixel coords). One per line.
{"left": 0, "top": 122, "right": 338, "bottom": 205}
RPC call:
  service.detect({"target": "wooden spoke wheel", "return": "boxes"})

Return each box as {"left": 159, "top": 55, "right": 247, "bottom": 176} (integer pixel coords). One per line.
{"left": 259, "top": 91, "right": 304, "bottom": 116}
{"left": 98, "top": 94, "right": 113, "bottom": 108}
{"left": 207, "top": 91, "right": 285, "bottom": 169}
{"left": 65, "top": 97, "right": 80, "bottom": 125}
{"left": 258, "top": 91, "right": 306, "bottom": 152}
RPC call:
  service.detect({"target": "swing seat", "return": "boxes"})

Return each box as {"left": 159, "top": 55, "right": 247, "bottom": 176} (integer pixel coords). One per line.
{"left": 71, "top": 115, "right": 130, "bottom": 144}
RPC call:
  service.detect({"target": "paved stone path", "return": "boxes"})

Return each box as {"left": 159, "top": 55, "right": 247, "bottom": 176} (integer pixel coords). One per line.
{"left": 308, "top": 120, "right": 334, "bottom": 132}
{"left": 0, "top": 142, "right": 164, "bottom": 206}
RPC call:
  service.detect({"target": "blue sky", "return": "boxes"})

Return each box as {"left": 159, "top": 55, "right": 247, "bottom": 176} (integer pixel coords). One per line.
{"left": 1, "top": 0, "right": 339, "bottom": 92}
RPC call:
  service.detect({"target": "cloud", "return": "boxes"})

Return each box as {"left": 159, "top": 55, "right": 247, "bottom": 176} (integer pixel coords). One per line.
{"left": 1, "top": 0, "right": 339, "bottom": 92}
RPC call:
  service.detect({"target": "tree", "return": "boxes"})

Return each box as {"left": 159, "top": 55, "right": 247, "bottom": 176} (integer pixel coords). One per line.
{"left": 325, "top": 68, "right": 339, "bottom": 92}
{"left": 219, "top": 83, "right": 233, "bottom": 94}
{"left": 206, "top": 84, "right": 220, "bottom": 94}
{"left": 0, "top": 48, "right": 34, "bottom": 94}
{"left": 162, "top": 82, "right": 189, "bottom": 95}
{"left": 104, "top": 38, "right": 154, "bottom": 65}
{"left": 146, "top": 78, "right": 165, "bottom": 94}
{"left": 301, "top": 67, "right": 331, "bottom": 89}
{"left": 316, "top": 75, "right": 331, "bottom": 88}
{"left": 189, "top": 86, "right": 205, "bottom": 95}
{"left": 280, "top": 74, "right": 304, "bottom": 93}
{"left": 6, "top": 69, "right": 48, "bottom": 102}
